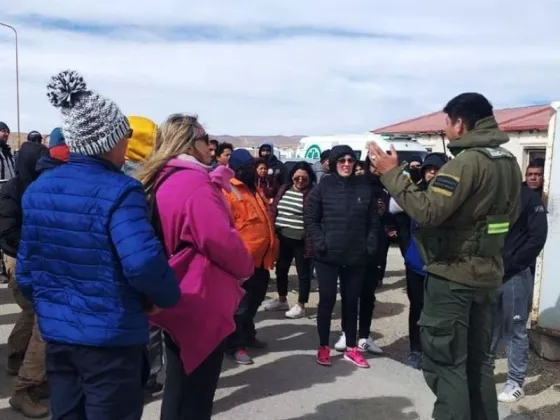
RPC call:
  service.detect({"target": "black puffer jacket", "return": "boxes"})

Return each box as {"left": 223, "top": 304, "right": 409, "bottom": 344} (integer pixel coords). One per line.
{"left": 0, "top": 142, "right": 48, "bottom": 257}
{"left": 502, "top": 184, "right": 548, "bottom": 280}
{"left": 304, "top": 145, "right": 380, "bottom": 266}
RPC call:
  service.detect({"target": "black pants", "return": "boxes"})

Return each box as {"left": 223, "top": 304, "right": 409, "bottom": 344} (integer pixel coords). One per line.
{"left": 46, "top": 342, "right": 147, "bottom": 420}
{"left": 394, "top": 213, "right": 411, "bottom": 258}
{"left": 341, "top": 261, "right": 379, "bottom": 339}
{"left": 226, "top": 267, "right": 270, "bottom": 352}
{"left": 315, "top": 260, "right": 366, "bottom": 348}
{"left": 147, "top": 327, "right": 164, "bottom": 383}
{"left": 406, "top": 268, "right": 425, "bottom": 353}
{"left": 275, "top": 236, "right": 312, "bottom": 304}
{"left": 161, "top": 334, "right": 224, "bottom": 420}
{"left": 377, "top": 236, "right": 390, "bottom": 282}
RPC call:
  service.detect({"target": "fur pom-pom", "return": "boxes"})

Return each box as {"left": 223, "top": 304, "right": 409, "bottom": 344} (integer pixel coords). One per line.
{"left": 46, "top": 70, "right": 88, "bottom": 108}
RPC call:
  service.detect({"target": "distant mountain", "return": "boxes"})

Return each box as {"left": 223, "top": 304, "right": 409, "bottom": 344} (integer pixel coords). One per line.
{"left": 211, "top": 135, "right": 305, "bottom": 148}
{"left": 7, "top": 133, "right": 306, "bottom": 150}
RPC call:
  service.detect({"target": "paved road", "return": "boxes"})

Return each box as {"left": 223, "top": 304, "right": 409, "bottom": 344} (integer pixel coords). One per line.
{"left": 0, "top": 248, "right": 538, "bottom": 419}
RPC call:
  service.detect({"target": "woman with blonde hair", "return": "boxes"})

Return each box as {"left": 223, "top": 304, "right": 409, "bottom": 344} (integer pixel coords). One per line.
{"left": 138, "top": 114, "right": 254, "bottom": 420}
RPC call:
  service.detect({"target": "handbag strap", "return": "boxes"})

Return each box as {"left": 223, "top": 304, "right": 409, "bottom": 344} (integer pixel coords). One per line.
{"left": 149, "top": 168, "right": 184, "bottom": 257}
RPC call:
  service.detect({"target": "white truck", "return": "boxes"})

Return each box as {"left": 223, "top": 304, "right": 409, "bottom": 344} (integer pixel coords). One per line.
{"left": 295, "top": 133, "right": 428, "bottom": 163}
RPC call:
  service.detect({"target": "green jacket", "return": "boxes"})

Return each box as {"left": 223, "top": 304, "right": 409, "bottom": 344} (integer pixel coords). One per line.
{"left": 381, "top": 116, "right": 522, "bottom": 288}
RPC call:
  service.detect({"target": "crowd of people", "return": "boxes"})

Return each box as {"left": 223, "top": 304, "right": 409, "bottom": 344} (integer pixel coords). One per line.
{"left": 0, "top": 71, "right": 550, "bottom": 420}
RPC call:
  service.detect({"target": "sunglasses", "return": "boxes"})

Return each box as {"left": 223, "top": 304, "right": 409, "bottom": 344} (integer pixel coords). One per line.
{"left": 293, "top": 176, "right": 309, "bottom": 182}
{"left": 337, "top": 157, "right": 356, "bottom": 165}
{"left": 196, "top": 133, "right": 209, "bottom": 144}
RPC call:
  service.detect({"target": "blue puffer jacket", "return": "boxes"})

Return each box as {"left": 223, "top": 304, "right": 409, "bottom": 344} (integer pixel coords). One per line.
{"left": 404, "top": 218, "right": 425, "bottom": 275}
{"left": 17, "top": 155, "right": 180, "bottom": 347}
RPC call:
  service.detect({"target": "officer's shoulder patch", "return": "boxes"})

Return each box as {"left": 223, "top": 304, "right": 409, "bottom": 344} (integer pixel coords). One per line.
{"left": 430, "top": 173, "right": 460, "bottom": 197}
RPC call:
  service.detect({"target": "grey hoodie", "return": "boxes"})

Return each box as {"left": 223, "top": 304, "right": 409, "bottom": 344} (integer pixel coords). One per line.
{"left": 312, "top": 160, "right": 327, "bottom": 182}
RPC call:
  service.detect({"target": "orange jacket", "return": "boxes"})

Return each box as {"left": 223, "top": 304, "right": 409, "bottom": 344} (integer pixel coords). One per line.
{"left": 223, "top": 178, "right": 278, "bottom": 270}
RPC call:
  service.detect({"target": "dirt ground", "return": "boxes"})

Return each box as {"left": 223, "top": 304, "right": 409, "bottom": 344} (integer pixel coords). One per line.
{"left": 288, "top": 247, "right": 560, "bottom": 419}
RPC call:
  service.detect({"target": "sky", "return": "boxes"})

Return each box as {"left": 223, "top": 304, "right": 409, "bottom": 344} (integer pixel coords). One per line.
{"left": 1, "top": 1, "right": 560, "bottom": 136}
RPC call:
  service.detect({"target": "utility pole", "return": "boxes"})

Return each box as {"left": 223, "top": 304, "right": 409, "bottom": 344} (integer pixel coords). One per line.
{"left": 0, "top": 23, "right": 21, "bottom": 147}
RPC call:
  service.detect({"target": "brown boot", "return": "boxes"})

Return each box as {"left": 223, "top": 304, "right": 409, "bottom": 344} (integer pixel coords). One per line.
{"left": 31, "top": 382, "right": 50, "bottom": 400}
{"left": 9, "top": 390, "right": 49, "bottom": 418}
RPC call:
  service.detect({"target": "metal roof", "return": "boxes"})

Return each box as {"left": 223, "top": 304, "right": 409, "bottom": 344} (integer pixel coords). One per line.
{"left": 373, "top": 104, "right": 552, "bottom": 135}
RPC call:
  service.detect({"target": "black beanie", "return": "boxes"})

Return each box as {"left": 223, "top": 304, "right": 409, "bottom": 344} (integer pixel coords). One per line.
{"left": 0, "top": 122, "right": 10, "bottom": 133}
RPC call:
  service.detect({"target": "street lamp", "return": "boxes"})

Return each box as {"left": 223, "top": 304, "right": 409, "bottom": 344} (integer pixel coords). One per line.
{"left": 0, "top": 22, "right": 20, "bottom": 147}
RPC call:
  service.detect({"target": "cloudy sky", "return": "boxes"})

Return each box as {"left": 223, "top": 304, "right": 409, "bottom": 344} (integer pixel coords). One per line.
{"left": 1, "top": 1, "right": 560, "bottom": 136}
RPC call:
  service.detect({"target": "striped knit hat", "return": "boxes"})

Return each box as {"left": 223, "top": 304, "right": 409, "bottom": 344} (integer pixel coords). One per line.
{"left": 46, "top": 70, "right": 130, "bottom": 156}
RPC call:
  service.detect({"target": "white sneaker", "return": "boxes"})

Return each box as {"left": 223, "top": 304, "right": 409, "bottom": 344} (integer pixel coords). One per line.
{"left": 334, "top": 333, "right": 347, "bottom": 352}
{"left": 498, "top": 383, "right": 525, "bottom": 403}
{"left": 285, "top": 305, "right": 305, "bottom": 319}
{"left": 358, "top": 338, "right": 383, "bottom": 355}
{"left": 264, "top": 299, "right": 289, "bottom": 312}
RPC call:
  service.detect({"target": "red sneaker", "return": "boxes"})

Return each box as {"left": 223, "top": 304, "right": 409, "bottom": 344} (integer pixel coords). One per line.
{"left": 316, "top": 346, "right": 332, "bottom": 366}
{"left": 344, "top": 347, "right": 370, "bottom": 368}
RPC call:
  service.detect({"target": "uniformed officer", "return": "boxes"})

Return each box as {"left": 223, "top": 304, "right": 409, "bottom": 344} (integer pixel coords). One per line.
{"left": 369, "top": 92, "right": 522, "bottom": 420}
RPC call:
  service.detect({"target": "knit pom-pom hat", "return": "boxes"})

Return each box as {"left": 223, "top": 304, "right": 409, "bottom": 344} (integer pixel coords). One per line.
{"left": 46, "top": 70, "right": 130, "bottom": 156}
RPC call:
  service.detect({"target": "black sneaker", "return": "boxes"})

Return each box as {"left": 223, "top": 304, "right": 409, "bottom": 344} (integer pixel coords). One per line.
{"left": 247, "top": 338, "right": 268, "bottom": 350}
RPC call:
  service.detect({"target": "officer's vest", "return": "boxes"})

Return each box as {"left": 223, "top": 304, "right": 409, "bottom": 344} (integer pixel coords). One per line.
{"left": 414, "top": 146, "right": 514, "bottom": 266}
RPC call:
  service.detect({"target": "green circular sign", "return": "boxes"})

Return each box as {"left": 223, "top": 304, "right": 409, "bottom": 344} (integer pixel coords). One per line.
{"left": 305, "top": 144, "right": 321, "bottom": 159}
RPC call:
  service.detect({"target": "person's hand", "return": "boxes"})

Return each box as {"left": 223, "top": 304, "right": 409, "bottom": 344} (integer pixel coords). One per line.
{"left": 146, "top": 305, "right": 163, "bottom": 316}
{"left": 368, "top": 143, "right": 399, "bottom": 175}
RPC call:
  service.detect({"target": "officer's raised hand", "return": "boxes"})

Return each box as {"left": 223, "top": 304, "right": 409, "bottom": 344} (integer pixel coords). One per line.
{"left": 368, "top": 143, "right": 399, "bottom": 174}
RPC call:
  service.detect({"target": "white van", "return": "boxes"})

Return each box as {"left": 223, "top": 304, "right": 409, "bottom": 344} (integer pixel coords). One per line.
{"left": 295, "top": 133, "right": 428, "bottom": 164}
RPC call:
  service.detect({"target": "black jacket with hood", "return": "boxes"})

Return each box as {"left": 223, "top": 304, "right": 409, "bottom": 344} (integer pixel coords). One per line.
{"left": 304, "top": 145, "right": 380, "bottom": 266}
{"left": 258, "top": 143, "right": 286, "bottom": 185}
{"left": 0, "top": 142, "right": 49, "bottom": 257}
{"left": 502, "top": 184, "right": 548, "bottom": 280}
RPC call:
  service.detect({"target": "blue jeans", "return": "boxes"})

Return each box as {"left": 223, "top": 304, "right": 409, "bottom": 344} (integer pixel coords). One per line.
{"left": 491, "top": 268, "right": 533, "bottom": 387}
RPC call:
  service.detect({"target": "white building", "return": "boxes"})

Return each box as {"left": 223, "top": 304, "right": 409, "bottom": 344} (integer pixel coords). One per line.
{"left": 373, "top": 105, "right": 551, "bottom": 171}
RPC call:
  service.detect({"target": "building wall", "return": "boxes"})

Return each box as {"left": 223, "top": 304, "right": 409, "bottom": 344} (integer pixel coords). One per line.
{"left": 416, "top": 130, "right": 547, "bottom": 171}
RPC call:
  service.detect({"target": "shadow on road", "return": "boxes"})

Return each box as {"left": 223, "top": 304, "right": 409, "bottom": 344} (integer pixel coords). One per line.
{"left": 214, "top": 353, "right": 355, "bottom": 416}
{"left": 281, "top": 396, "right": 419, "bottom": 420}
{"left": 0, "top": 312, "right": 19, "bottom": 327}
{"left": 0, "top": 287, "right": 13, "bottom": 306}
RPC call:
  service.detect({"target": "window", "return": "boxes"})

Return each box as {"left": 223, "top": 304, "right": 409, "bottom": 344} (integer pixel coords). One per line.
{"left": 525, "top": 148, "right": 546, "bottom": 169}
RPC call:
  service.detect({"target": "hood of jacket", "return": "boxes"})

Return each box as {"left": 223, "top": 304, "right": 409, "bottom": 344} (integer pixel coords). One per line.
{"left": 328, "top": 145, "right": 356, "bottom": 174}
{"left": 126, "top": 116, "right": 157, "bottom": 163}
{"left": 166, "top": 155, "right": 234, "bottom": 193}
{"left": 258, "top": 142, "right": 280, "bottom": 165}
{"left": 447, "top": 116, "right": 510, "bottom": 156}
{"left": 421, "top": 152, "right": 447, "bottom": 176}
{"left": 16, "top": 142, "right": 49, "bottom": 190}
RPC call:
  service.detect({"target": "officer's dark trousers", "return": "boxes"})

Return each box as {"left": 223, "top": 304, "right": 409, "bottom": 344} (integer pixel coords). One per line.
{"left": 419, "top": 275, "right": 498, "bottom": 420}
{"left": 46, "top": 342, "right": 147, "bottom": 420}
